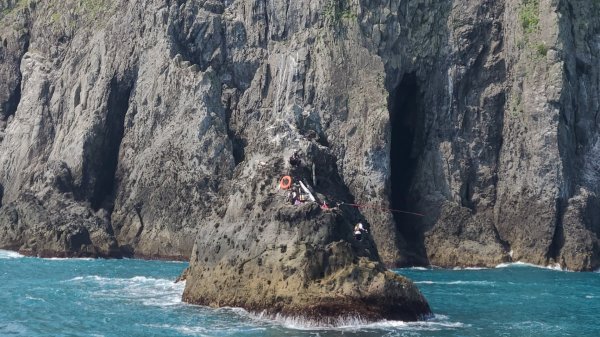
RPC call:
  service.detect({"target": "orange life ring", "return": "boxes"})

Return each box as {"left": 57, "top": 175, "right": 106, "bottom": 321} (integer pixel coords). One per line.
{"left": 280, "top": 176, "right": 292, "bottom": 189}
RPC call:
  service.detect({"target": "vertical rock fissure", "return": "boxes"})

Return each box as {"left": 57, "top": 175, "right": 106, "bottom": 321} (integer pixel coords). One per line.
{"left": 223, "top": 93, "right": 246, "bottom": 166}
{"left": 2, "top": 29, "right": 30, "bottom": 124}
{"left": 547, "top": 197, "right": 566, "bottom": 262}
{"left": 2, "top": 77, "right": 21, "bottom": 121}
{"left": 389, "top": 72, "right": 427, "bottom": 263}
{"left": 89, "top": 77, "right": 133, "bottom": 211}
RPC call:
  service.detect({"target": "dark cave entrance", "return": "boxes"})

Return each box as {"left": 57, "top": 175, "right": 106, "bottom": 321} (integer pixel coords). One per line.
{"left": 89, "top": 78, "right": 132, "bottom": 211}
{"left": 389, "top": 72, "right": 427, "bottom": 264}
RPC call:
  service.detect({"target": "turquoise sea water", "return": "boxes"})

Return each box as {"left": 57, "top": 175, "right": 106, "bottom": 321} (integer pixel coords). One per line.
{"left": 1, "top": 250, "right": 599, "bottom": 337}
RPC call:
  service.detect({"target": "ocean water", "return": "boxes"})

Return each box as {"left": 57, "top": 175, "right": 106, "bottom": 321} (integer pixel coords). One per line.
{"left": 1, "top": 250, "right": 599, "bottom": 337}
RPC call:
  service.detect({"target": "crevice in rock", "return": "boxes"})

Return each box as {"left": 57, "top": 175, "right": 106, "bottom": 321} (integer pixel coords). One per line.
{"left": 86, "top": 76, "right": 134, "bottom": 211}
{"left": 2, "top": 33, "right": 29, "bottom": 142}
{"left": 491, "top": 219, "right": 511, "bottom": 258}
{"left": 2, "top": 78, "right": 21, "bottom": 121}
{"left": 0, "top": 183, "right": 4, "bottom": 207}
{"left": 133, "top": 202, "right": 145, "bottom": 238}
{"left": 460, "top": 180, "right": 474, "bottom": 210}
{"left": 1, "top": 42, "right": 27, "bottom": 144}
{"left": 73, "top": 83, "right": 81, "bottom": 108}
{"left": 547, "top": 197, "right": 566, "bottom": 262}
{"left": 388, "top": 72, "right": 427, "bottom": 264}
{"left": 228, "top": 129, "right": 246, "bottom": 166}
{"left": 223, "top": 89, "right": 246, "bottom": 165}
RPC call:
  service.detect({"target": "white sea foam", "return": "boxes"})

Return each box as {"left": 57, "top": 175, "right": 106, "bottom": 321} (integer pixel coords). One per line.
{"left": 414, "top": 280, "right": 495, "bottom": 286}
{"left": 452, "top": 267, "right": 489, "bottom": 270}
{"left": 25, "top": 295, "right": 46, "bottom": 302}
{"left": 142, "top": 324, "right": 211, "bottom": 336}
{"left": 43, "top": 257, "right": 96, "bottom": 261}
{"left": 511, "top": 320, "right": 561, "bottom": 332}
{"left": 143, "top": 323, "right": 266, "bottom": 336}
{"left": 495, "top": 261, "right": 568, "bottom": 271}
{"left": 0, "top": 250, "right": 98, "bottom": 261}
{"left": 66, "top": 275, "right": 185, "bottom": 307}
{"left": 163, "top": 260, "right": 188, "bottom": 264}
{"left": 0, "top": 250, "right": 23, "bottom": 259}
{"left": 495, "top": 262, "right": 537, "bottom": 268}
{"left": 546, "top": 263, "right": 564, "bottom": 271}
{"left": 242, "top": 310, "right": 467, "bottom": 331}
{"left": 172, "top": 325, "right": 214, "bottom": 336}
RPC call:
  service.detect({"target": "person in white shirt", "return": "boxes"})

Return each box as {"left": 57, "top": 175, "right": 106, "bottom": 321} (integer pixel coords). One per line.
{"left": 354, "top": 223, "right": 368, "bottom": 241}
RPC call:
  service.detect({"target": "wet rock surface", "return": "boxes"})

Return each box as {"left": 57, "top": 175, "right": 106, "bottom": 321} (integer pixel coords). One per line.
{"left": 0, "top": 0, "right": 599, "bottom": 322}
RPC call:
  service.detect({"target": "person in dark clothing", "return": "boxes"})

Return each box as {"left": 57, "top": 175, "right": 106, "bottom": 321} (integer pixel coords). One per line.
{"left": 289, "top": 151, "right": 301, "bottom": 167}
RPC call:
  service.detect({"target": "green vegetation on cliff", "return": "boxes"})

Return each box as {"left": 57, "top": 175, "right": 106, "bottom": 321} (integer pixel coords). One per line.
{"left": 1, "top": 0, "right": 112, "bottom": 24}
{"left": 0, "top": 0, "right": 29, "bottom": 17}
{"left": 324, "top": 0, "right": 356, "bottom": 26}
{"left": 519, "top": 0, "right": 539, "bottom": 34}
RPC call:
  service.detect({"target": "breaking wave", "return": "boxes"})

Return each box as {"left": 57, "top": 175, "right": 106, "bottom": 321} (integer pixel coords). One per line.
{"left": 452, "top": 266, "right": 489, "bottom": 270}
{"left": 495, "top": 262, "right": 567, "bottom": 271}
{"left": 0, "top": 250, "right": 23, "bottom": 259}
{"left": 66, "top": 275, "right": 185, "bottom": 307}
{"left": 404, "top": 266, "right": 429, "bottom": 271}
{"left": 239, "top": 310, "right": 467, "bottom": 331}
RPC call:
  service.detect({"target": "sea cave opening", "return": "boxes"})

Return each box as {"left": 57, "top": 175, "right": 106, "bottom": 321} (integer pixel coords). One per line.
{"left": 389, "top": 72, "right": 427, "bottom": 264}
{"left": 89, "top": 78, "right": 132, "bottom": 211}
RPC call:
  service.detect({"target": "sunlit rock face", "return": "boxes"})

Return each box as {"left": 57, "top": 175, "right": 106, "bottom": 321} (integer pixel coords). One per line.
{"left": 0, "top": 0, "right": 599, "bottom": 322}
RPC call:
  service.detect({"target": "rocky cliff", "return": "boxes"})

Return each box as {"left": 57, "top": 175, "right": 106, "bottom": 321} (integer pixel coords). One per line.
{"left": 0, "top": 0, "right": 599, "bottom": 322}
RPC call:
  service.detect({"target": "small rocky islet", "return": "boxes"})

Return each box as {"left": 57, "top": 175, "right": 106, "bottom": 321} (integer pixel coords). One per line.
{"left": 1, "top": 0, "right": 599, "bottom": 323}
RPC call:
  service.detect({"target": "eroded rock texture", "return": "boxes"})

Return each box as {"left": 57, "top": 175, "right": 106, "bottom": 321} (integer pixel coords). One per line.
{"left": 0, "top": 0, "right": 599, "bottom": 322}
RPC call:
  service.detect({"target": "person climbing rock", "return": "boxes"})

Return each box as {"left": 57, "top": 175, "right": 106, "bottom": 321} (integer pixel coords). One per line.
{"left": 354, "top": 223, "right": 368, "bottom": 241}
{"left": 287, "top": 185, "right": 304, "bottom": 205}
{"left": 289, "top": 150, "right": 301, "bottom": 167}
{"left": 287, "top": 190, "right": 296, "bottom": 205}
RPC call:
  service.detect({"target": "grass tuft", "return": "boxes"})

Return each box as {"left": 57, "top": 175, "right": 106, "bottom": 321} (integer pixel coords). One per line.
{"left": 519, "top": 0, "right": 539, "bottom": 34}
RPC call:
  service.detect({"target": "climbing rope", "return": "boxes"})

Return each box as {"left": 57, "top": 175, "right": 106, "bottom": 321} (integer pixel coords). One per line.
{"left": 339, "top": 202, "right": 425, "bottom": 217}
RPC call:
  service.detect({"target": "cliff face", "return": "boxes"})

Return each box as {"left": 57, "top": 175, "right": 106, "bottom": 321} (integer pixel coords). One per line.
{"left": 0, "top": 0, "right": 599, "bottom": 320}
